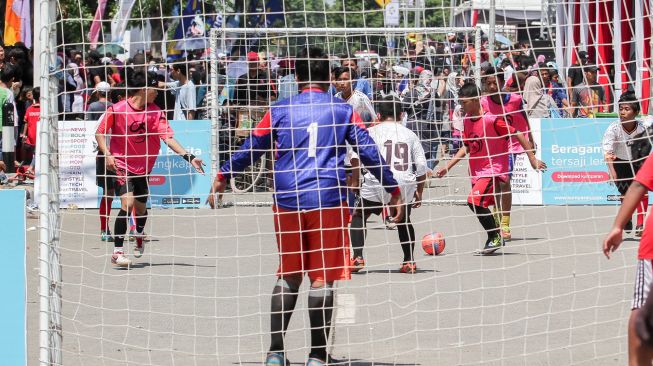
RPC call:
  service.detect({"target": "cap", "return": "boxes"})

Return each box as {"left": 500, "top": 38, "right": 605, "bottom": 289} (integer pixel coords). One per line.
{"left": 392, "top": 65, "right": 410, "bottom": 76}
{"left": 247, "top": 51, "right": 259, "bottom": 62}
{"left": 447, "top": 32, "right": 455, "bottom": 37}
{"left": 94, "top": 81, "right": 111, "bottom": 93}
{"left": 578, "top": 51, "right": 589, "bottom": 59}
{"left": 584, "top": 64, "right": 599, "bottom": 72}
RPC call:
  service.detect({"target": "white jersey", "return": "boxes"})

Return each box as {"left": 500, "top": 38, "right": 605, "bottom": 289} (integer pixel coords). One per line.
{"left": 358, "top": 122, "right": 427, "bottom": 203}
{"left": 336, "top": 90, "right": 377, "bottom": 123}
{"left": 602, "top": 120, "right": 646, "bottom": 161}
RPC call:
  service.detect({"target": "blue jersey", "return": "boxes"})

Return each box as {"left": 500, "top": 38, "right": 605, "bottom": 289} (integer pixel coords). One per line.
{"left": 219, "top": 89, "right": 399, "bottom": 210}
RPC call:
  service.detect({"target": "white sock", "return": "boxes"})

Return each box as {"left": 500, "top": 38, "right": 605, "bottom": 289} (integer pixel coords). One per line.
{"left": 113, "top": 247, "right": 124, "bottom": 254}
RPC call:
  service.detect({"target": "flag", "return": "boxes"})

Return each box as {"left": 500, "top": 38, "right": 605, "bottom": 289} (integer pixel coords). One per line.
{"left": 129, "top": 207, "right": 137, "bottom": 232}
{"left": 4, "top": 0, "right": 31, "bottom": 48}
{"left": 111, "top": 0, "right": 138, "bottom": 43}
{"left": 88, "top": 0, "right": 108, "bottom": 49}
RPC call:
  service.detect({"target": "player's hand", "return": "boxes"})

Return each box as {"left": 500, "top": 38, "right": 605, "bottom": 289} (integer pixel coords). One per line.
{"left": 412, "top": 190, "right": 422, "bottom": 208}
{"left": 388, "top": 193, "right": 404, "bottom": 223}
{"left": 191, "top": 157, "right": 206, "bottom": 174}
{"left": 605, "top": 152, "right": 616, "bottom": 161}
{"left": 435, "top": 167, "right": 448, "bottom": 178}
{"left": 208, "top": 178, "right": 227, "bottom": 209}
{"left": 530, "top": 158, "right": 547, "bottom": 171}
{"left": 105, "top": 155, "right": 117, "bottom": 172}
{"left": 603, "top": 227, "right": 623, "bottom": 259}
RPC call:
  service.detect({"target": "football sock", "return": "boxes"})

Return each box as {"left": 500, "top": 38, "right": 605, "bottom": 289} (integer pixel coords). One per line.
{"left": 113, "top": 209, "right": 128, "bottom": 248}
{"left": 350, "top": 214, "right": 367, "bottom": 259}
{"left": 308, "top": 284, "right": 334, "bottom": 361}
{"left": 99, "top": 197, "right": 113, "bottom": 232}
{"left": 397, "top": 206, "right": 415, "bottom": 262}
{"left": 468, "top": 203, "right": 500, "bottom": 240}
{"left": 637, "top": 195, "right": 649, "bottom": 226}
{"left": 136, "top": 209, "right": 148, "bottom": 234}
{"left": 269, "top": 278, "right": 300, "bottom": 353}
{"left": 501, "top": 215, "right": 510, "bottom": 229}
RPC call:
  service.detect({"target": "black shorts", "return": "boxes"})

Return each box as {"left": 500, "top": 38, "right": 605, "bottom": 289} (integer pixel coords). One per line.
{"left": 114, "top": 172, "right": 149, "bottom": 203}
{"left": 614, "top": 159, "right": 637, "bottom": 196}
{"left": 96, "top": 154, "right": 116, "bottom": 190}
{"left": 353, "top": 196, "right": 412, "bottom": 221}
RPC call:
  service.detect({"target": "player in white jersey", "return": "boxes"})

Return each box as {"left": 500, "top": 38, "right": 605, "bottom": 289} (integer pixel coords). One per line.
{"left": 603, "top": 91, "right": 648, "bottom": 236}
{"left": 349, "top": 96, "right": 428, "bottom": 273}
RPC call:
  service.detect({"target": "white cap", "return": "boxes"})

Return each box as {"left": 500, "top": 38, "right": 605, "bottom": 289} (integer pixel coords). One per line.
{"left": 447, "top": 32, "right": 455, "bottom": 37}
{"left": 94, "top": 81, "right": 111, "bottom": 93}
{"left": 392, "top": 65, "right": 410, "bottom": 76}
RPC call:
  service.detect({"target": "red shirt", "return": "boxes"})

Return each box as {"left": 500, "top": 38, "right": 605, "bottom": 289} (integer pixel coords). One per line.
{"left": 462, "top": 112, "right": 515, "bottom": 183}
{"left": 96, "top": 99, "right": 173, "bottom": 175}
{"left": 636, "top": 155, "right": 653, "bottom": 259}
{"left": 24, "top": 104, "right": 40, "bottom": 146}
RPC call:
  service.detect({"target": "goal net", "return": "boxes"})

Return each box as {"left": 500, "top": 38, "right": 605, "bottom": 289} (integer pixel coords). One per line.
{"left": 28, "top": 0, "right": 652, "bottom": 365}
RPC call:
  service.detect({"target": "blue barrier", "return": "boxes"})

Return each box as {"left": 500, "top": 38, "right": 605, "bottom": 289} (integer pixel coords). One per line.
{"left": 0, "top": 189, "right": 26, "bottom": 364}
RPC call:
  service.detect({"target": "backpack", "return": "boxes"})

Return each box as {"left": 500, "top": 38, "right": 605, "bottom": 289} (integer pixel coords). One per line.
{"left": 629, "top": 123, "right": 653, "bottom": 173}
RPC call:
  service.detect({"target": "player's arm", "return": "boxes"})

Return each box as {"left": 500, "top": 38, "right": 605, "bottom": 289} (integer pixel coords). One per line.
{"left": 412, "top": 134, "right": 428, "bottom": 208}
{"left": 602, "top": 128, "right": 618, "bottom": 181}
{"left": 604, "top": 181, "right": 648, "bottom": 258}
{"left": 346, "top": 113, "right": 404, "bottom": 222}
{"left": 413, "top": 174, "right": 426, "bottom": 208}
{"left": 497, "top": 118, "right": 546, "bottom": 170}
{"left": 162, "top": 137, "right": 205, "bottom": 174}
{"left": 209, "top": 111, "right": 273, "bottom": 208}
{"left": 95, "top": 107, "right": 116, "bottom": 171}
{"left": 349, "top": 157, "right": 361, "bottom": 192}
{"left": 435, "top": 145, "right": 467, "bottom": 178}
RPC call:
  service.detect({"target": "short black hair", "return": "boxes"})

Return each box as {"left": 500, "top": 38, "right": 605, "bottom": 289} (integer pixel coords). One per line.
{"left": 458, "top": 82, "right": 481, "bottom": 99}
{"left": 32, "top": 87, "right": 40, "bottom": 101}
{"left": 172, "top": 62, "right": 189, "bottom": 77}
{"left": 296, "top": 47, "right": 330, "bottom": 83}
{"left": 483, "top": 66, "right": 504, "bottom": 83}
{"left": 333, "top": 66, "right": 354, "bottom": 80}
{"left": 111, "top": 83, "right": 126, "bottom": 103}
{"left": 619, "top": 91, "right": 641, "bottom": 113}
{"left": 377, "top": 95, "right": 402, "bottom": 120}
{"left": 1, "top": 64, "right": 17, "bottom": 83}
{"left": 128, "top": 70, "right": 159, "bottom": 88}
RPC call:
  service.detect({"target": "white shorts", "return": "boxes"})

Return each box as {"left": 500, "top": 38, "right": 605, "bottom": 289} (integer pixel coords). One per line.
{"left": 633, "top": 259, "right": 653, "bottom": 310}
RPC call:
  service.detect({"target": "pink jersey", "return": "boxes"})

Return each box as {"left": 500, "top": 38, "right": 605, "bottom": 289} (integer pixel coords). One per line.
{"left": 96, "top": 99, "right": 173, "bottom": 175}
{"left": 481, "top": 94, "right": 530, "bottom": 154}
{"left": 463, "top": 112, "right": 515, "bottom": 183}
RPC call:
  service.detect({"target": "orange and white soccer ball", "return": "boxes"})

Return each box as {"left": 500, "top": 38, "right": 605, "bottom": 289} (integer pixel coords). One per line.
{"left": 422, "top": 232, "right": 445, "bottom": 255}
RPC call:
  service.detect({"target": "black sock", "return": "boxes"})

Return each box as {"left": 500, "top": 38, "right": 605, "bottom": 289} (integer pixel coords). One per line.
{"left": 398, "top": 206, "right": 415, "bottom": 262}
{"left": 350, "top": 214, "right": 367, "bottom": 259}
{"left": 468, "top": 203, "right": 499, "bottom": 240}
{"left": 136, "top": 209, "right": 147, "bottom": 233}
{"left": 308, "top": 285, "right": 334, "bottom": 361}
{"left": 269, "top": 279, "right": 299, "bottom": 354}
{"left": 114, "top": 209, "right": 128, "bottom": 249}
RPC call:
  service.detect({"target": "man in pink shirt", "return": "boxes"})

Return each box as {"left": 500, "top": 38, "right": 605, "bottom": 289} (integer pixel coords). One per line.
{"left": 481, "top": 67, "right": 535, "bottom": 240}
{"left": 95, "top": 71, "right": 204, "bottom": 267}
{"left": 436, "top": 83, "right": 545, "bottom": 255}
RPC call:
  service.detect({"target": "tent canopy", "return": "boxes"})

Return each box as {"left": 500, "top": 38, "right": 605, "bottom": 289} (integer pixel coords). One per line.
{"left": 452, "top": 0, "right": 542, "bottom": 26}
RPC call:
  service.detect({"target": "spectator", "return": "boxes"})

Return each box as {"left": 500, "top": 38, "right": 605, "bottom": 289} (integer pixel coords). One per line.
{"left": 567, "top": 50, "right": 590, "bottom": 96}
{"left": 20, "top": 87, "right": 40, "bottom": 165}
{"left": 0, "top": 44, "right": 5, "bottom": 73}
{"left": 572, "top": 64, "right": 606, "bottom": 118}
{"left": 234, "top": 51, "right": 276, "bottom": 106}
{"left": 340, "top": 57, "right": 373, "bottom": 99}
{"left": 500, "top": 58, "right": 515, "bottom": 89}
{"left": 68, "top": 63, "right": 85, "bottom": 120}
{"left": 86, "top": 82, "right": 112, "bottom": 121}
{"left": 0, "top": 65, "right": 19, "bottom": 169}
{"left": 546, "top": 69, "right": 572, "bottom": 117}
{"left": 523, "top": 64, "right": 553, "bottom": 118}
{"left": 333, "top": 66, "right": 376, "bottom": 124}
{"left": 162, "top": 62, "right": 197, "bottom": 120}
{"left": 276, "top": 58, "right": 298, "bottom": 101}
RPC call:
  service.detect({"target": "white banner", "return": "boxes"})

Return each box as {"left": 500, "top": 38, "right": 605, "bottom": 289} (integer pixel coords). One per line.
{"left": 57, "top": 121, "right": 99, "bottom": 208}
{"left": 110, "top": 0, "right": 137, "bottom": 43}
{"left": 512, "top": 118, "right": 543, "bottom": 205}
{"left": 384, "top": 1, "right": 400, "bottom": 27}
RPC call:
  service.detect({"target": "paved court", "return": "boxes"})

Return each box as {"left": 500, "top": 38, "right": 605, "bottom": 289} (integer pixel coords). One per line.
{"left": 25, "top": 174, "right": 637, "bottom": 365}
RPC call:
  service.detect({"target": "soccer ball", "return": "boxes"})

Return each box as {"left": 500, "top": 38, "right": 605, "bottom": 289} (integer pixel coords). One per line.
{"left": 422, "top": 232, "right": 445, "bottom": 255}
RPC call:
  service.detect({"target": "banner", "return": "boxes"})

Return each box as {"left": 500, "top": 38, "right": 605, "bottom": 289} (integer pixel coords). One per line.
{"left": 541, "top": 118, "right": 617, "bottom": 205}
{"left": 88, "top": 0, "right": 108, "bottom": 48}
{"left": 3, "top": 0, "right": 31, "bottom": 48}
{"left": 56, "top": 120, "right": 211, "bottom": 209}
{"left": 111, "top": 0, "right": 137, "bottom": 43}
{"left": 0, "top": 190, "right": 26, "bottom": 365}
{"left": 512, "top": 118, "right": 543, "bottom": 205}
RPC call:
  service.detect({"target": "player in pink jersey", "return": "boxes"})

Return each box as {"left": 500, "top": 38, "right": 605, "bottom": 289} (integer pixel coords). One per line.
{"left": 436, "top": 83, "right": 545, "bottom": 254}
{"left": 95, "top": 71, "right": 205, "bottom": 267}
{"left": 481, "top": 67, "right": 536, "bottom": 240}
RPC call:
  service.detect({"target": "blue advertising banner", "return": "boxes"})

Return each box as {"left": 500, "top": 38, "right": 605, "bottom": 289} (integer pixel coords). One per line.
{"left": 0, "top": 189, "right": 26, "bottom": 365}
{"left": 148, "top": 120, "right": 211, "bottom": 208}
{"left": 541, "top": 118, "right": 619, "bottom": 205}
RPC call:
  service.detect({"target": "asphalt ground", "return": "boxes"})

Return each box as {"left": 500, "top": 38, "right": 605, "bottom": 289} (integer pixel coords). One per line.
{"left": 25, "top": 170, "right": 637, "bottom": 365}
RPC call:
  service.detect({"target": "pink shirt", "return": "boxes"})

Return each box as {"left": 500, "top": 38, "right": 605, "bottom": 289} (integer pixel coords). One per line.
{"left": 463, "top": 112, "right": 515, "bottom": 183}
{"left": 481, "top": 94, "right": 530, "bottom": 154}
{"left": 96, "top": 99, "right": 173, "bottom": 175}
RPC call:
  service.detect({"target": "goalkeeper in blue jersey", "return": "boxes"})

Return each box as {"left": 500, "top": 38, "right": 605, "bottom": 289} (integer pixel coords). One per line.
{"left": 208, "top": 47, "right": 404, "bottom": 366}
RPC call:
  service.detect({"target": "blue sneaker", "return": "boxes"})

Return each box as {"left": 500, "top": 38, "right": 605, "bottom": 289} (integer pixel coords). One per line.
{"left": 475, "top": 236, "right": 504, "bottom": 255}
{"left": 306, "top": 358, "right": 326, "bottom": 366}
{"left": 265, "top": 352, "right": 290, "bottom": 366}
{"left": 101, "top": 231, "right": 114, "bottom": 242}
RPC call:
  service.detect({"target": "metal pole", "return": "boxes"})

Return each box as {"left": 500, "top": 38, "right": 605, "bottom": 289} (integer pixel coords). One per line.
{"left": 475, "top": 27, "right": 482, "bottom": 87}
{"left": 39, "top": 0, "right": 62, "bottom": 364}
{"left": 209, "top": 28, "right": 220, "bottom": 181}
{"left": 489, "top": 0, "right": 495, "bottom": 65}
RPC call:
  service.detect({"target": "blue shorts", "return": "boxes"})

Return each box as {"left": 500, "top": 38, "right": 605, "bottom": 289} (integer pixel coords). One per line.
{"left": 508, "top": 153, "right": 518, "bottom": 177}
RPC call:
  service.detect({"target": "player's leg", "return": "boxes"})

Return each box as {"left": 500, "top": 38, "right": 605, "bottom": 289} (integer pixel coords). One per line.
{"left": 112, "top": 176, "right": 134, "bottom": 267}
{"left": 468, "top": 178, "right": 503, "bottom": 254}
{"left": 615, "top": 160, "right": 635, "bottom": 232}
{"left": 629, "top": 259, "right": 653, "bottom": 365}
{"left": 349, "top": 198, "right": 377, "bottom": 272}
{"left": 266, "top": 207, "right": 306, "bottom": 365}
{"left": 132, "top": 177, "right": 149, "bottom": 257}
{"left": 496, "top": 154, "right": 515, "bottom": 240}
{"left": 305, "top": 206, "right": 351, "bottom": 363}
{"left": 398, "top": 204, "right": 416, "bottom": 273}
{"left": 637, "top": 194, "right": 649, "bottom": 237}
{"left": 97, "top": 154, "right": 114, "bottom": 241}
